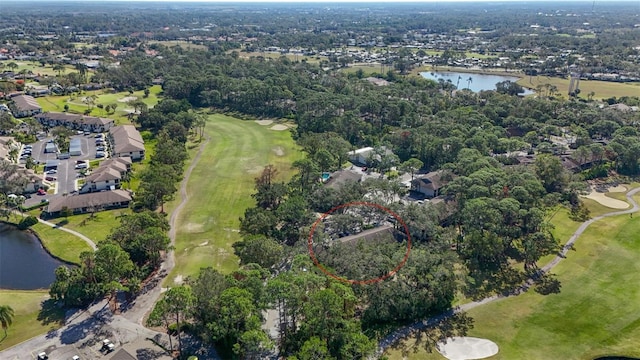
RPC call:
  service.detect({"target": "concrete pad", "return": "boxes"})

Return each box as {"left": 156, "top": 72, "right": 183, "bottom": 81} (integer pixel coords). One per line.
{"left": 436, "top": 337, "right": 499, "bottom": 360}
{"left": 255, "top": 119, "right": 273, "bottom": 126}
{"left": 583, "top": 190, "right": 629, "bottom": 209}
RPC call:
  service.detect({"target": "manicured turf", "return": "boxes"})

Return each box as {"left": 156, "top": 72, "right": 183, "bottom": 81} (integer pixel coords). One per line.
{"left": 53, "top": 208, "right": 132, "bottom": 244}
{"left": 169, "top": 114, "right": 303, "bottom": 282}
{"left": 385, "top": 201, "right": 640, "bottom": 359}
{"left": 0, "top": 60, "right": 74, "bottom": 76}
{"left": 35, "top": 85, "right": 162, "bottom": 125}
{"left": 0, "top": 290, "right": 63, "bottom": 351}
{"left": 517, "top": 76, "right": 640, "bottom": 100}
{"left": 31, "top": 222, "right": 92, "bottom": 264}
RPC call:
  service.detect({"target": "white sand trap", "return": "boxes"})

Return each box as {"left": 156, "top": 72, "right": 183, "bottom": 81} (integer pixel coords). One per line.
{"left": 255, "top": 119, "right": 273, "bottom": 126}
{"left": 437, "top": 337, "right": 499, "bottom": 360}
{"left": 118, "top": 96, "right": 138, "bottom": 103}
{"left": 270, "top": 124, "right": 288, "bottom": 131}
{"left": 608, "top": 185, "right": 627, "bottom": 193}
{"left": 173, "top": 275, "right": 184, "bottom": 285}
{"left": 199, "top": 241, "right": 209, "bottom": 246}
{"left": 583, "top": 190, "right": 629, "bottom": 209}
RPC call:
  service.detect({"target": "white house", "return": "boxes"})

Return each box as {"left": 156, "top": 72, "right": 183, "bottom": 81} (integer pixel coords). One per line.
{"left": 348, "top": 147, "right": 374, "bottom": 165}
{"left": 80, "top": 167, "right": 122, "bottom": 193}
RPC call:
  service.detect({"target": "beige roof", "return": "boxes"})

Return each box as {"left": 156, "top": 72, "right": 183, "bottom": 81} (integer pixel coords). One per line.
{"left": 99, "top": 159, "right": 128, "bottom": 174}
{"left": 109, "top": 125, "right": 145, "bottom": 154}
{"left": 11, "top": 95, "right": 41, "bottom": 112}
{"left": 35, "top": 112, "right": 114, "bottom": 127}
{"left": 47, "top": 189, "right": 131, "bottom": 213}
{"left": 85, "top": 167, "right": 121, "bottom": 183}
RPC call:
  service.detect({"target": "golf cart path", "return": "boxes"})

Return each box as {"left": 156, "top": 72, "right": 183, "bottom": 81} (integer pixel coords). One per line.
{"left": 119, "top": 134, "right": 211, "bottom": 326}
{"left": 36, "top": 217, "right": 98, "bottom": 250}
{"left": 377, "top": 187, "right": 640, "bottom": 355}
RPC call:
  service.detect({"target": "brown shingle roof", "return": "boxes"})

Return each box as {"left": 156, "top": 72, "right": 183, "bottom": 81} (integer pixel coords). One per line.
{"left": 11, "top": 95, "right": 41, "bottom": 111}
{"left": 47, "top": 189, "right": 132, "bottom": 213}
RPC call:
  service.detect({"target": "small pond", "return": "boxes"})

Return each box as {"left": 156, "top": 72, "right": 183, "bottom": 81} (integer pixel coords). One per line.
{"left": 420, "top": 70, "right": 534, "bottom": 95}
{"left": 0, "top": 223, "right": 68, "bottom": 290}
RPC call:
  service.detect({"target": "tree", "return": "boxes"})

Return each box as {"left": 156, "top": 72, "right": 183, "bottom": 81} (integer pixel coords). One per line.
{"left": 534, "top": 154, "right": 567, "bottom": 193}
{"left": 400, "top": 158, "right": 424, "bottom": 181}
{"left": 52, "top": 63, "right": 65, "bottom": 76}
{"left": 233, "top": 236, "right": 283, "bottom": 268}
{"left": 157, "top": 286, "right": 194, "bottom": 357}
{"left": 0, "top": 305, "right": 14, "bottom": 339}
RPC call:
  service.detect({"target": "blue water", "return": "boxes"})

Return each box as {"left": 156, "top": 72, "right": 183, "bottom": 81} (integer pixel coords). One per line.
{"left": 420, "top": 71, "right": 534, "bottom": 95}
{"left": 0, "top": 224, "right": 68, "bottom": 289}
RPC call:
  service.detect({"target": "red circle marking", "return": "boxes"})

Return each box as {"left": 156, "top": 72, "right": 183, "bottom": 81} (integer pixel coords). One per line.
{"left": 307, "top": 201, "right": 412, "bottom": 285}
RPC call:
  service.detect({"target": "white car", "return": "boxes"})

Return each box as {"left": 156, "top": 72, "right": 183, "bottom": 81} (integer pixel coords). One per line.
{"left": 45, "top": 169, "right": 57, "bottom": 175}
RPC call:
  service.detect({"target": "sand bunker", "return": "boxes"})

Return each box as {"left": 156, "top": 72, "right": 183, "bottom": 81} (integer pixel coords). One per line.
{"left": 437, "top": 337, "right": 499, "bottom": 360}
{"left": 270, "top": 124, "right": 288, "bottom": 131}
{"left": 255, "top": 120, "right": 273, "bottom": 126}
{"left": 583, "top": 188, "right": 629, "bottom": 209}
{"left": 273, "top": 146, "right": 285, "bottom": 156}
{"left": 118, "top": 96, "right": 138, "bottom": 103}
{"left": 608, "top": 185, "right": 627, "bottom": 193}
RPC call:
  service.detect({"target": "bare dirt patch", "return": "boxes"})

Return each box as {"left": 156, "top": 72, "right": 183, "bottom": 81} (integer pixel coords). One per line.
{"left": 118, "top": 96, "right": 138, "bottom": 103}
{"left": 173, "top": 275, "right": 184, "bottom": 285}
{"left": 270, "top": 124, "right": 288, "bottom": 131}
{"left": 185, "top": 222, "right": 204, "bottom": 233}
{"left": 246, "top": 165, "right": 264, "bottom": 174}
{"left": 255, "top": 119, "right": 274, "bottom": 126}
{"left": 273, "top": 146, "right": 285, "bottom": 156}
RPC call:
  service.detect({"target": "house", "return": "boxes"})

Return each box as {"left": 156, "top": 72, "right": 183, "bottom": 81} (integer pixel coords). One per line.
{"left": 108, "top": 125, "right": 145, "bottom": 160}
{"left": 44, "top": 189, "right": 132, "bottom": 217}
{"left": 80, "top": 167, "right": 122, "bottom": 193}
{"left": 364, "top": 77, "right": 390, "bottom": 86}
{"left": 325, "top": 169, "right": 363, "bottom": 189}
{"left": 347, "top": 146, "right": 394, "bottom": 166}
{"left": 9, "top": 95, "right": 42, "bottom": 118}
{"left": 0, "top": 161, "right": 43, "bottom": 194}
{"left": 35, "top": 112, "right": 114, "bottom": 133}
{"left": 0, "top": 137, "right": 17, "bottom": 160}
{"left": 411, "top": 170, "right": 452, "bottom": 198}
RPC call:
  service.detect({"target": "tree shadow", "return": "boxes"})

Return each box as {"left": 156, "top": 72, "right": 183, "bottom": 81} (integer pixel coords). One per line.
{"left": 54, "top": 219, "right": 69, "bottom": 227}
{"left": 136, "top": 348, "right": 169, "bottom": 360}
{"left": 37, "top": 299, "right": 66, "bottom": 326}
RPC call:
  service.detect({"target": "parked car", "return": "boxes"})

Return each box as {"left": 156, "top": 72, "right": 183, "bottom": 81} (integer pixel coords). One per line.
{"left": 37, "top": 188, "right": 46, "bottom": 195}
{"left": 96, "top": 146, "right": 105, "bottom": 151}
{"left": 84, "top": 131, "right": 91, "bottom": 136}
{"left": 24, "top": 144, "right": 33, "bottom": 149}
{"left": 45, "top": 169, "right": 57, "bottom": 174}
{"left": 94, "top": 133, "right": 104, "bottom": 139}
{"left": 37, "top": 352, "right": 48, "bottom": 359}
{"left": 75, "top": 163, "right": 88, "bottom": 169}
{"left": 45, "top": 176, "right": 56, "bottom": 181}
{"left": 95, "top": 151, "right": 106, "bottom": 158}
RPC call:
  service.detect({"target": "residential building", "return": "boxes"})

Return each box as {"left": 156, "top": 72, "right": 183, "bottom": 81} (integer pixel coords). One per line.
{"left": 348, "top": 147, "right": 374, "bottom": 165}
{"left": 0, "top": 160, "right": 43, "bottom": 194}
{"left": 9, "top": 95, "right": 42, "bottom": 118}
{"left": 35, "top": 112, "right": 114, "bottom": 133}
{"left": 80, "top": 167, "right": 122, "bottom": 193}
{"left": 44, "top": 189, "right": 132, "bottom": 217}
{"left": 411, "top": 170, "right": 452, "bottom": 198}
{"left": 108, "top": 125, "right": 145, "bottom": 161}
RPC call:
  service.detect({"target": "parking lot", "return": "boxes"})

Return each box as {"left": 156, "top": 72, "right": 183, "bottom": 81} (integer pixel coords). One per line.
{"left": 21, "top": 133, "right": 108, "bottom": 205}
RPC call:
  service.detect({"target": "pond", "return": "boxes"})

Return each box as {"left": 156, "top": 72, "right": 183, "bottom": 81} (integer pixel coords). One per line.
{"left": 0, "top": 223, "right": 68, "bottom": 290}
{"left": 420, "top": 70, "right": 534, "bottom": 95}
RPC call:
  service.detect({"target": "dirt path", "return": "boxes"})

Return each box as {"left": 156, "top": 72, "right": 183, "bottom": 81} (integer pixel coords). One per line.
{"left": 120, "top": 134, "right": 210, "bottom": 326}
{"left": 376, "top": 187, "right": 640, "bottom": 356}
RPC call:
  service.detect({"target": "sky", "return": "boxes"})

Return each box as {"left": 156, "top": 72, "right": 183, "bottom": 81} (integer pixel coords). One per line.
{"left": 15, "top": 0, "right": 638, "bottom": 2}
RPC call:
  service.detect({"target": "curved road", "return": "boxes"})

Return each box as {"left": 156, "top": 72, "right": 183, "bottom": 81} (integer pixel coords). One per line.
{"left": 377, "top": 187, "right": 640, "bottom": 355}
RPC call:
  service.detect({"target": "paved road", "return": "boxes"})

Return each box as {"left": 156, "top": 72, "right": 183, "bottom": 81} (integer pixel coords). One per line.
{"left": 375, "top": 187, "right": 640, "bottom": 356}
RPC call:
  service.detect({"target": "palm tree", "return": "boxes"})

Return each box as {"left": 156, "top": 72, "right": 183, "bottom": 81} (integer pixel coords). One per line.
{"left": 466, "top": 76, "right": 473, "bottom": 89}
{"left": 0, "top": 305, "right": 15, "bottom": 339}
{"left": 53, "top": 63, "right": 65, "bottom": 77}
{"left": 456, "top": 75, "right": 462, "bottom": 89}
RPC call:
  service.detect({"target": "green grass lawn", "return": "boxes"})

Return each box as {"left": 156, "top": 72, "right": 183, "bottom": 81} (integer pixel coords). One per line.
{"left": 168, "top": 114, "right": 303, "bottom": 283}
{"left": 0, "top": 290, "right": 64, "bottom": 351}
{"left": 35, "top": 85, "right": 162, "bottom": 125}
{"left": 50, "top": 209, "right": 131, "bottom": 244}
{"left": 517, "top": 75, "right": 640, "bottom": 100}
{"left": 385, "top": 210, "right": 640, "bottom": 359}
{"left": 31, "top": 222, "right": 92, "bottom": 264}
{"left": 0, "top": 60, "right": 75, "bottom": 76}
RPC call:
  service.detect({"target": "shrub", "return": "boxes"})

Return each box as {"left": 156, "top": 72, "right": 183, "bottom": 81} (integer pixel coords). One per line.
{"left": 17, "top": 215, "right": 38, "bottom": 230}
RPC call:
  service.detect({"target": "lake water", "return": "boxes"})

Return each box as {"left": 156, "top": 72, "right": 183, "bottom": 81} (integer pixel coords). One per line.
{"left": 420, "top": 71, "right": 534, "bottom": 95}
{"left": 0, "top": 223, "right": 67, "bottom": 289}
